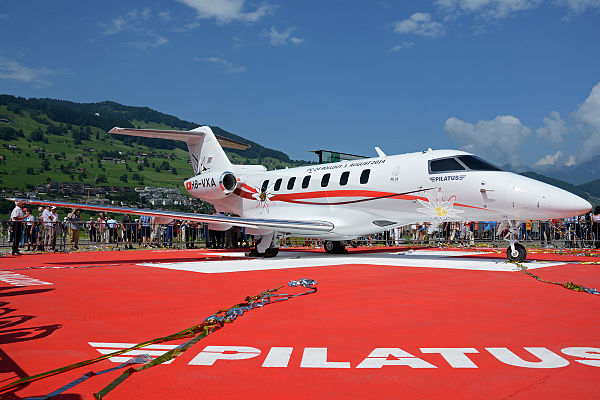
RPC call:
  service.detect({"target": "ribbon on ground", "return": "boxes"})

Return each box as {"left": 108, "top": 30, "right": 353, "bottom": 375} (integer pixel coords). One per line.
{"left": 0, "top": 278, "right": 318, "bottom": 398}
{"left": 515, "top": 263, "right": 599, "bottom": 295}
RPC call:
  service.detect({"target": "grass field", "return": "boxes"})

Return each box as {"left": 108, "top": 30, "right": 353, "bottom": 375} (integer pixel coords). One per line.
{"left": 0, "top": 105, "right": 307, "bottom": 192}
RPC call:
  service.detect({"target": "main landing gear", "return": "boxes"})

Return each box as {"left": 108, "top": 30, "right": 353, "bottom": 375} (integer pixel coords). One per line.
{"left": 324, "top": 240, "right": 347, "bottom": 254}
{"left": 504, "top": 220, "right": 527, "bottom": 263}
{"left": 249, "top": 232, "right": 280, "bottom": 258}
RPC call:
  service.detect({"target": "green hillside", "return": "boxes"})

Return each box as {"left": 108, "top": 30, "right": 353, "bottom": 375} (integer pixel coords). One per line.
{"left": 0, "top": 95, "right": 311, "bottom": 193}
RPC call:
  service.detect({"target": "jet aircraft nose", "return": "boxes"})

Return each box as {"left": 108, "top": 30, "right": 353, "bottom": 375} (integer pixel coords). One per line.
{"left": 551, "top": 189, "right": 592, "bottom": 217}
{"left": 557, "top": 192, "right": 592, "bottom": 215}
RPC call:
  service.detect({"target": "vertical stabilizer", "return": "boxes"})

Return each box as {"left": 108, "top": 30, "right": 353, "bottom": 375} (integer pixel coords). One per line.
{"left": 188, "top": 127, "right": 232, "bottom": 175}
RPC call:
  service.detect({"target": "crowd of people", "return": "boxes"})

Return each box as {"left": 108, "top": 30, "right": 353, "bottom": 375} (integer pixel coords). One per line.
{"left": 5, "top": 201, "right": 254, "bottom": 254}
{"left": 5, "top": 201, "right": 600, "bottom": 255}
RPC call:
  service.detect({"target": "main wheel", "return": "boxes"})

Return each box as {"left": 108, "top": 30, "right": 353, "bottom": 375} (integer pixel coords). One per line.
{"left": 324, "top": 240, "right": 337, "bottom": 254}
{"left": 324, "top": 240, "right": 346, "bottom": 254}
{"left": 506, "top": 242, "right": 527, "bottom": 262}
{"left": 264, "top": 247, "right": 279, "bottom": 258}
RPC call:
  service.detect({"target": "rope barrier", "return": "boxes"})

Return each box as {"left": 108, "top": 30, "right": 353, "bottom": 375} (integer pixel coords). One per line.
{"left": 0, "top": 278, "right": 318, "bottom": 399}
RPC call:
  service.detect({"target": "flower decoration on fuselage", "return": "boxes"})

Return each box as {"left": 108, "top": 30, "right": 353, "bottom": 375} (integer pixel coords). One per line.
{"left": 416, "top": 189, "right": 464, "bottom": 222}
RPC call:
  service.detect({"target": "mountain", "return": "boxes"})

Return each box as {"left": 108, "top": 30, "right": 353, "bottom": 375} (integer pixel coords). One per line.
{"left": 518, "top": 172, "right": 590, "bottom": 199}
{"left": 0, "top": 95, "right": 311, "bottom": 192}
{"left": 0, "top": 95, "right": 307, "bottom": 163}
{"left": 538, "top": 154, "right": 600, "bottom": 185}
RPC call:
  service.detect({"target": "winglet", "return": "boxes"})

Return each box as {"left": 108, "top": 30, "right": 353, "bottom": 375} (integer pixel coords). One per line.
{"left": 375, "top": 147, "right": 386, "bottom": 157}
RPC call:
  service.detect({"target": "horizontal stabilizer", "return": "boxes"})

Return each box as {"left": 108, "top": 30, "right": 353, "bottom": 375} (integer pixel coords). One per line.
{"left": 109, "top": 127, "right": 250, "bottom": 150}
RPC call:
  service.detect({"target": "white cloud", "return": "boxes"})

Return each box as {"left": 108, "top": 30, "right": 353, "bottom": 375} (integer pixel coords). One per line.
{"left": 267, "top": 27, "right": 303, "bottom": 46}
{"left": 554, "top": 0, "right": 600, "bottom": 14}
{"left": 98, "top": 9, "right": 170, "bottom": 50}
{"left": 393, "top": 13, "right": 445, "bottom": 37}
{"left": 177, "top": 0, "right": 274, "bottom": 24}
{"left": 390, "top": 42, "right": 415, "bottom": 52}
{"left": 0, "top": 56, "right": 55, "bottom": 85}
{"left": 535, "top": 150, "right": 563, "bottom": 166}
{"left": 129, "top": 36, "right": 169, "bottom": 50}
{"left": 435, "top": 0, "right": 543, "bottom": 19}
{"left": 565, "top": 155, "right": 576, "bottom": 166}
{"left": 99, "top": 8, "right": 152, "bottom": 36}
{"left": 158, "top": 11, "right": 172, "bottom": 21}
{"left": 536, "top": 110, "right": 568, "bottom": 146}
{"left": 202, "top": 56, "right": 246, "bottom": 73}
{"left": 444, "top": 115, "right": 532, "bottom": 166}
{"left": 574, "top": 82, "right": 600, "bottom": 161}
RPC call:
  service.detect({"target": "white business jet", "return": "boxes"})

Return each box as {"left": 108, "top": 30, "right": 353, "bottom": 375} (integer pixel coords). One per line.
{"left": 11, "top": 126, "right": 591, "bottom": 261}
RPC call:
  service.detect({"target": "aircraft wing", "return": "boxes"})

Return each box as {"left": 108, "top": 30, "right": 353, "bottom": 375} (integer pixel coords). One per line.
{"left": 6, "top": 198, "right": 334, "bottom": 233}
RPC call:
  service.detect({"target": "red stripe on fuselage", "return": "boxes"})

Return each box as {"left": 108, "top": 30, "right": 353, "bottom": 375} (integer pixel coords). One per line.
{"left": 231, "top": 188, "right": 492, "bottom": 211}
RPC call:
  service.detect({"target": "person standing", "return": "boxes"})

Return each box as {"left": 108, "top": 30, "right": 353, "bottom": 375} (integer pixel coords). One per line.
{"left": 67, "top": 208, "right": 80, "bottom": 250}
{"left": 24, "top": 208, "right": 36, "bottom": 251}
{"left": 88, "top": 217, "right": 97, "bottom": 242}
{"left": 139, "top": 214, "right": 152, "bottom": 247}
{"left": 50, "top": 207, "right": 60, "bottom": 251}
{"left": 41, "top": 206, "right": 55, "bottom": 251}
{"left": 97, "top": 213, "right": 108, "bottom": 249}
{"left": 121, "top": 213, "right": 134, "bottom": 249}
{"left": 106, "top": 216, "right": 117, "bottom": 244}
{"left": 10, "top": 201, "right": 25, "bottom": 255}
{"left": 592, "top": 206, "right": 600, "bottom": 249}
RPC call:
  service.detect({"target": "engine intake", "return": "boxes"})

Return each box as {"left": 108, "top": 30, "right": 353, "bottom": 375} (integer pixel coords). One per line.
{"left": 185, "top": 171, "right": 238, "bottom": 200}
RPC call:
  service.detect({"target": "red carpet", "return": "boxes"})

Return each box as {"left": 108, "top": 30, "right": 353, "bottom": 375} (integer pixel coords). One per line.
{"left": 1, "top": 248, "right": 599, "bottom": 399}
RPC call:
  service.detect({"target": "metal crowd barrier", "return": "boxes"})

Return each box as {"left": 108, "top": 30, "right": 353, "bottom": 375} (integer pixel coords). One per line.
{"left": 1, "top": 219, "right": 599, "bottom": 253}
{"left": 0, "top": 221, "right": 255, "bottom": 253}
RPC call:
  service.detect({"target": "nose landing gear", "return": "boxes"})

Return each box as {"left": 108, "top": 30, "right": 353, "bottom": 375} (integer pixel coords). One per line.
{"left": 507, "top": 241, "right": 527, "bottom": 262}
{"left": 503, "top": 220, "right": 527, "bottom": 262}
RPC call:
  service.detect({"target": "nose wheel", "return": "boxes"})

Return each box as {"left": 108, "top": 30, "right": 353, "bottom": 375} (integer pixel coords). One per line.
{"left": 507, "top": 242, "right": 527, "bottom": 262}
{"left": 503, "top": 220, "right": 527, "bottom": 262}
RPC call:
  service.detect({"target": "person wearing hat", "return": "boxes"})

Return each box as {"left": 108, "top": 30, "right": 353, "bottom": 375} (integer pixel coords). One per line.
{"left": 10, "top": 201, "right": 25, "bottom": 255}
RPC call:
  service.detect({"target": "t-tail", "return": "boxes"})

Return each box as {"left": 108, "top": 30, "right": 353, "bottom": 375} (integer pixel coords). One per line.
{"left": 109, "top": 126, "right": 248, "bottom": 175}
{"left": 109, "top": 126, "right": 266, "bottom": 202}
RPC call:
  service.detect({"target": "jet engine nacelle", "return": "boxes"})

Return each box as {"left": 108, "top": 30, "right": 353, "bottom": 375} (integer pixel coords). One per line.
{"left": 185, "top": 171, "right": 238, "bottom": 200}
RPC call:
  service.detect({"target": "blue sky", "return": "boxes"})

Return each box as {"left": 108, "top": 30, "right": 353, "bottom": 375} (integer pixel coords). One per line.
{"left": 1, "top": 0, "right": 599, "bottom": 168}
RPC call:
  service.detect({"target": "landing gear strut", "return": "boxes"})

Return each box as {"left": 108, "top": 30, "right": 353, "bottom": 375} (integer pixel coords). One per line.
{"left": 249, "top": 232, "right": 280, "bottom": 258}
{"left": 324, "top": 240, "right": 346, "bottom": 254}
{"left": 504, "top": 220, "right": 527, "bottom": 262}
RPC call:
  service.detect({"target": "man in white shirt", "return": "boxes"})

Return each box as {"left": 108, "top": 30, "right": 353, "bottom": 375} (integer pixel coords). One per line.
{"left": 41, "top": 205, "right": 56, "bottom": 251}
{"left": 10, "top": 201, "right": 24, "bottom": 255}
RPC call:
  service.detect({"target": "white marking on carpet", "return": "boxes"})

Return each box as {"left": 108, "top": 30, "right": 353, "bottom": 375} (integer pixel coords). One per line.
{"left": 139, "top": 249, "right": 564, "bottom": 273}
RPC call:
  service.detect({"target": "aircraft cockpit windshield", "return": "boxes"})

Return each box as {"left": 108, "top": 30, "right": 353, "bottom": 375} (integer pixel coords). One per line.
{"left": 429, "top": 155, "right": 503, "bottom": 174}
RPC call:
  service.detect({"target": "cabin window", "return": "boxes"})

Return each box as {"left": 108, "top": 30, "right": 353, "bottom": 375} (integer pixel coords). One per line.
{"left": 360, "top": 169, "right": 370, "bottom": 184}
{"left": 340, "top": 171, "right": 350, "bottom": 186}
{"left": 287, "top": 177, "right": 296, "bottom": 190}
{"left": 302, "top": 175, "right": 311, "bottom": 189}
{"left": 261, "top": 180, "right": 269, "bottom": 192}
{"left": 274, "top": 178, "right": 282, "bottom": 191}
{"left": 429, "top": 157, "right": 466, "bottom": 173}
{"left": 457, "top": 155, "right": 502, "bottom": 171}
{"left": 321, "top": 173, "right": 330, "bottom": 187}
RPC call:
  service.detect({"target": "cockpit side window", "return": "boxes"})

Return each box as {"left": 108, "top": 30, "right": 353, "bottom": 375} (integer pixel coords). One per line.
{"left": 457, "top": 155, "right": 503, "bottom": 171}
{"left": 429, "top": 157, "right": 466, "bottom": 173}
